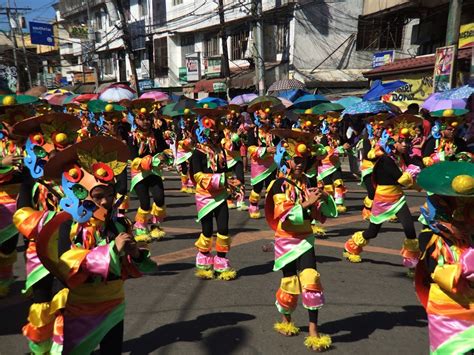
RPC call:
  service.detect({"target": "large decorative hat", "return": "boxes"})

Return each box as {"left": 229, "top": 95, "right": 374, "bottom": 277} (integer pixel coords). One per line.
{"left": 383, "top": 113, "right": 422, "bottom": 139}
{"left": 13, "top": 113, "right": 82, "bottom": 178}
{"left": 430, "top": 108, "right": 468, "bottom": 129}
{"left": 297, "top": 110, "right": 324, "bottom": 130}
{"left": 417, "top": 161, "right": 474, "bottom": 197}
{"left": 193, "top": 102, "right": 226, "bottom": 118}
{"left": 324, "top": 111, "right": 343, "bottom": 125}
{"left": 130, "top": 98, "right": 156, "bottom": 115}
{"left": 0, "top": 94, "right": 38, "bottom": 125}
{"left": 44, "top": 136, "right": 130, "bottom": 222}
{"left": 88, "top": 99, "right": 126, "bottom": 123}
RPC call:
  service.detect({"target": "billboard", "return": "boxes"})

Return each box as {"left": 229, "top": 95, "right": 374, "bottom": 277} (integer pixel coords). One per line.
{"left": 433, "top": 45, "right": 456, "bottom": 92}
{"left": 372, "top": 50, "right": 395, "bottom": 68}
{"left": 204, "top": 56, "right": 221, "bottom": 78}
{"left": 459, "top": 22, "right": 474, "bottom": 49}
{"left": 29, "top": 22, "right": 55, "bottom": 46}
{"left": 186, "top": 54, "right": 200, "bottom": 82}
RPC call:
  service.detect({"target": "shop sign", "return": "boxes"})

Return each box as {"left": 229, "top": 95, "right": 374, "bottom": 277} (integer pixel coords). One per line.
{"left": 139, "top": 79, "right": 154, "bottom": 91}
{"left": 212, "top": 82, "right": 226, "bottom": 93}
{"left": 433, "top": 45, "right": 456, "bottom": 92}
{"left": 179, "top": 67, "right": 187, "bottom": 83}
{"left": 204, "top": 56, "right": 222, "bottom": 78}
{"left": 459, "top": 23, "right": 474, "bottom": 49}
{"left": 372, "top": 50, "right": 395, "bottom": 68}
{"left": 186, "top": 54, "right": 200, "bottom": 82}
{"left": 382, "top": 73, "right": 433, "bottom": 104}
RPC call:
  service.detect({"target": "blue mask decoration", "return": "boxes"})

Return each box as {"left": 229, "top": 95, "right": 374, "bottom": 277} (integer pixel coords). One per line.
{"left": 63, "top": 107, "right": 68, "bottom": 113}
{"left": 127, "top": 112, "right": 137, "bottom": 131}
{"left": 321, "top": 120, "right": 329, "bottom": 135}
{"left": 366, "top": 123, "right": 374, "bottom": 140}
{"left": 96, "top": 113, "right": 105, "bottom": 128}
{"left": 420, "top": 196, "right": 440, "bottom": 233}
{"left": 431, "top": 121, "right": 441, "bottom": 139}
{"left": 379, "top": 129, "right": 393, "bottom": 154}
{"left": 274, "top": 141, "right": 288, "bottom": 174}
{"left": 195, "top": 117, "right": 207, "bottom": 144}
{"left": 24, "top": 138, "right": 47, "bottom": 179}
{"left": 253, "top": 112, "right": 263, "bottom": 128}
{"left": 59, "top": 174, "right": 95, "bottom": 223}
{"left": 0, "top": 124, "right": 7, "bottom": 140}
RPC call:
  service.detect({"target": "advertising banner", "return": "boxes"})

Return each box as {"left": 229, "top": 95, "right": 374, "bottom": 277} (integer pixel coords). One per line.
{"left": 372, "top": 50, "right": 395, "bottom": 68}
{"left": 382, "top": 73, "right": 433, "bottom": 110}
{"left": 433, "top": 45, "right": 456, "bottom": 92}
{"left": 186, "top": 54, "right": 200, "bottom": 82}
{"left": 459, "top": 22, "right": 474, "bottom": 49}
{"left": 29, "top": 22, "right": 55, "bottom": 46}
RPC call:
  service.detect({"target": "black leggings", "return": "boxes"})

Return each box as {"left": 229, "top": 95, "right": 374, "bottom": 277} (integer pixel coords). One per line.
{"left": 0, "top": 234, "right": 18, "bottom": 255}
{"left": 115, "top": 168, "right": 128, "bottom": 196}
{"left": 281, "top": 248, "right": 319, "bottom": 324}
{"left": 180, "top": 162, "right": 188, "bottom": 175}
{"left": 201, "top": 202, "right": 229, "bottom": 238}
{"left": 134, "top": 175, "right": 165, "bottom": 210}
{"left": 362, "top": 173, "right": 375, "bottom": 200}
{"left": 233, "top": 160, "right": 245, "bottom": 184}
{"left": 322, "top": 167, "right": 343, "bottom": 185}
{"left": 32, "top": 273, "right": 55, "bottom": 303}
{"left": 252, "top": 170, "right": 276, "bottom": 194}
{"left": 363, "top": 203, "right": 416, "bottom": 240}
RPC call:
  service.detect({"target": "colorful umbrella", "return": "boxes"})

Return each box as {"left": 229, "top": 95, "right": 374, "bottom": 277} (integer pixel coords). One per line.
{"left": 438, "top": 85, "right": 474, "bottom": 100}
{"left": 229, "top": 94, "right": 258, "bottom": 105}
{"left": 47, "top": 94, "right": 78, "bottom": 106}
{"left": 172, "top": 97, "right": 197, "bottom": 112}
{"left": 342, "top": 101, "right": 393, "bottom": 116}
{"left": 291, "top": 94, "right": 329, "bottom": 109}
{"left": 140, "top": 90, "right": 170, "bottom": 102}
{"left": 248, "top": 96, "right": 282, "bottom": 112}
{"left": 268, "top": 79, "right": 305, "bottom": 92}
{"left": 272, "top": 89, "right": 309, "bottom": 102}
{"left": 99, "top": 84, "right": 136, "bottom": 102}
{"left": 334, "top": 96, "right": 362, "bottom": 108}
{"left": 197, "top": 97, "right": 228, "bottom": 107}
{"left": 310, "top": 102, "right": 344, "bottom": 114}
{"left": 363, "top": 80, "right": 407, "bottom": 101}
{"left": 24, "top": 86, "right": 47, "bottom": 97}
{"left": 73, "top": 93, "right": 98, "bottom": 103}
{"left": 422, "top": 92, "right": 466, "bottom": 111}
{"left": 277, "top": 97, "right": 293, "bottom": 108}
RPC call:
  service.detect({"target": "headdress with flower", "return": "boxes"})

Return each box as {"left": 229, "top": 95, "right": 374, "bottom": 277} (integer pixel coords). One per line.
{"left": 193, "top": 103, "right": 225, "bottom": 143}
{"left": 44, "top": 136, "right": 129, "bottom": 223}
{"left": 272, "top": 128, "right": 325, "bottom": 174}
{"left": 430, "top": 109, "right": 467, "bottom": 132}
{"left": 379, "top": 114, "right": 422, "bottom": 153}
{"left": 12, "top": 113, "right": 81, "bottom": 178}
{"left": 0, "top": 94, "right": 38, "bottom": 126}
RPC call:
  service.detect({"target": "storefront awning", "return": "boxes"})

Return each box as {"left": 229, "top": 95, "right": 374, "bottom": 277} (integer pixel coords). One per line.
{"left": 363, "top": 47, "right": 472, "bottom": 79}
{"left": 192, "top": 78, "right": 226, "bottom": 93}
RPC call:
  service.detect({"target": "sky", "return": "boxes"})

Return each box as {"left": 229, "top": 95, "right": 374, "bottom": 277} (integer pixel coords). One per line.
{"left": 0, "top": 0, "right": 56, "bottom": 31}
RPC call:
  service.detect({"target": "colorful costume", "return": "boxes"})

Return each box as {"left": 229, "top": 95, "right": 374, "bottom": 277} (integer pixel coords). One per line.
{"left": 415, "top": 162, "right": 474, "bottom": 354}
{"left": 14, "top": 136, "right": 157, "bottom": 354}
{"left": 247, "top": 104, "right": 280, "bottom": 219}
{"left": 0, "top": 94, "right": 38, "bottom": 297}
{"left": 191, "top": 106, "right": 236, "bottom": 280}
{"left": 266, "top": 128, "right": 337, "bottom": 351}
{"left": 318, "top": 115, "right": 350, "bottom": 214}
{"left": 344, "top": 114, "right": 422, "bottom": 265}
{"left": 128, "top": 99, "right": 171, "bottom": 242}
{"left": 12, "top": 112, "right": 81, "bottom": 354}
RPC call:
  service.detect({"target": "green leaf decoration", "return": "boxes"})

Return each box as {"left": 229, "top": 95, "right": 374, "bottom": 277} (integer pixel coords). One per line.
{"left": 108, "top": 160, "right": 127, "bottom": 175}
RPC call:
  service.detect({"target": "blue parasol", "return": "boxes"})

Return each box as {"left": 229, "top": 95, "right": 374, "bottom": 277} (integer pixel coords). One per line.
{"left": 291, "top": 94, "right": 329, "bottom": 109}
{"left": 363, "top": 80, "right": 407, "bottom": 101}
{"left": 342, "top": 101, "right": 393, "bottom": 116}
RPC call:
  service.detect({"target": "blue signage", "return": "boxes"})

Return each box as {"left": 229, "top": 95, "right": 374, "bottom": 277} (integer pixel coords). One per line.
{"left": 29, "top": 22, "right": 55, "bottom": 46}
{"left": 372, "top": 50, "right": 395, "bottom": 68}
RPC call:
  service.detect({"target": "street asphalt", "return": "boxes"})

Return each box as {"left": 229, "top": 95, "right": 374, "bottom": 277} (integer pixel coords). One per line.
{"left": 0, "top": 164, "right": 429, "bottom": 354}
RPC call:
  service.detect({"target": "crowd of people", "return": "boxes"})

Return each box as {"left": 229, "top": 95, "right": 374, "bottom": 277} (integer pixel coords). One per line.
{"left": 0, "top": 87, "right": 473, "bottom": 354}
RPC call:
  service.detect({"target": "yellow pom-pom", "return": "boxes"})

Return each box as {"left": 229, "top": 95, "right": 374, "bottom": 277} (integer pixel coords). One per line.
{"left": 304, "top": 334, "right": 332, "bottom": 351}
{"left": 274, "top": 322, "right": 300, "bottom": 336}
{"left": 297, "top": 143, "right": 307, "bottom": 154}
{"left": 2, "top": 95, "right": 16, "bottom": 106}
{"left": 68, "top": 168, "right": 79, "bottom": 178}
{"left": 105, "top": 104, "right": 114, "bottom": 112}
{"left": 217, "top": 269, "right": 237, "bottom": 280}
{"left": 451, "top": 175, "right": 474, "bottom": 195}
{"left": 264, "top": 107, "right": 270, "bottom": 113}
{"left": 96, "top": 167, "right": 107, "bottom": 177}
{"left": 443, "top": 109, "right": 454, "bottom": 117}
{"left": 304, "top": 108, "right": 312, "bottom": 114}
{"left": 401, "top": 128, "right": 409, "bottom": 135}
{"left": 305, "top": 120, "right": 312, "bottom": 127}
{"left": 55, "top": 132, "right": 68, "bottom": 144}
{"left": 184, "top": 108, "right": 190, "bottom": 115}
{"left": 203, "top": 103, "right": 209, "bottom": 109}
{"left": 195, "top": 269, "right": 214, "bottom": 279}
{"left": 231, "top": 109, "right": 235, "bottom": 114}
{"left": 33, "top": 134, "right": 43, "bottom": 143}
{"left": 140, "top": 107, "right": 147, "bottom": 114}
{"left": 283, "top": 142, "right": 289, "bottom": 148}
{"left": 451, "top": 121, "right": 459, "bottom": 127}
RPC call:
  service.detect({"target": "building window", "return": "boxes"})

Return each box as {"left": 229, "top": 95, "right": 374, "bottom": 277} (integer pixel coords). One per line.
{"left": 172, "top": 0, "right": 183, "bottom": 6}
{"left": 230, "top": 30, "right": 249, "bottom": 60}
{"left": 94, "top": 11, "right": 102, "bottom": 30}
{"left": 101, "top": 57, "right": 113, "bottom": 75}
{"left": 154, "top": 37, "right": 168, "bottom": 76}
{"left": 276, "top": 23, "right": 287, "bottom": 54}
{"left": 138, "top": 0, "right": 148, "bottom": 17}
{"left": 356, "top": 17, "right": 404, "bottom": 50}
{"left": 204, "top": 33, "right": 219, "bottom": 57}
{"left": 181, "top": 34, "right": 195, "bottom": 64}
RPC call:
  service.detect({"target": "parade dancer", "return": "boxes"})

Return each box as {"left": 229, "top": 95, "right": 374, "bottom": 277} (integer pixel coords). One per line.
{"left": 128, "top": 99, "right": 170, "bottom": 243}
{"left": 13, "top": 112, "right": 81, "bottom": 354}
{"left": 415, "top": 161, "right": 474, "bottom": 354}
{"left": 191, "top": 106, "right": 236, "bottom": 280}
{"left": 0, "top": 94, "right": 37, "bottom": 297}
{"left": 422, "top": 109, "right": 472, "bottom": 166}
{"left": 247, "top": 105, "right": 279, "bottom": 219}
{"left": 318, "top": 114, "right": 351, "bottom": 214}
{"left": 343, "top": 115, "right": 422, "bottom": 265}
{"left": 223, "top": 104, "right": 247, "bottom": 211}
{"left": 173, "top": 109, "right": 195, "bottom": 193}
{"left": 265, "top": 128, "right": 337, "bottom": 351}
{"left": 14, "top": 136, "right": 157, "bottom": 354}
{"left": 358, "top": 115, "right": 384, "bottom": 220}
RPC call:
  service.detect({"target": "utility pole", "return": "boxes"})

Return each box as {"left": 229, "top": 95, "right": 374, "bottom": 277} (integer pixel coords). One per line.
{"left": 5, "top": 0, "right": 19, "bottom": 92}
{"left": 86, "top": 0, "right": 100, "bottom": 90}
{"left": 445, "top": 0, "right": 462, "bottom": 88}
{"left": 14, "top": 1, "right": 33, "bottom": 89}
{"left": 113, "top": 0, "right": 140, "bottom": 96}
{"left": 217, "top": 0, "right": 230, "bottom": 96}
{"left": 252, "top": 0, "right": 265, "bottom": 95}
